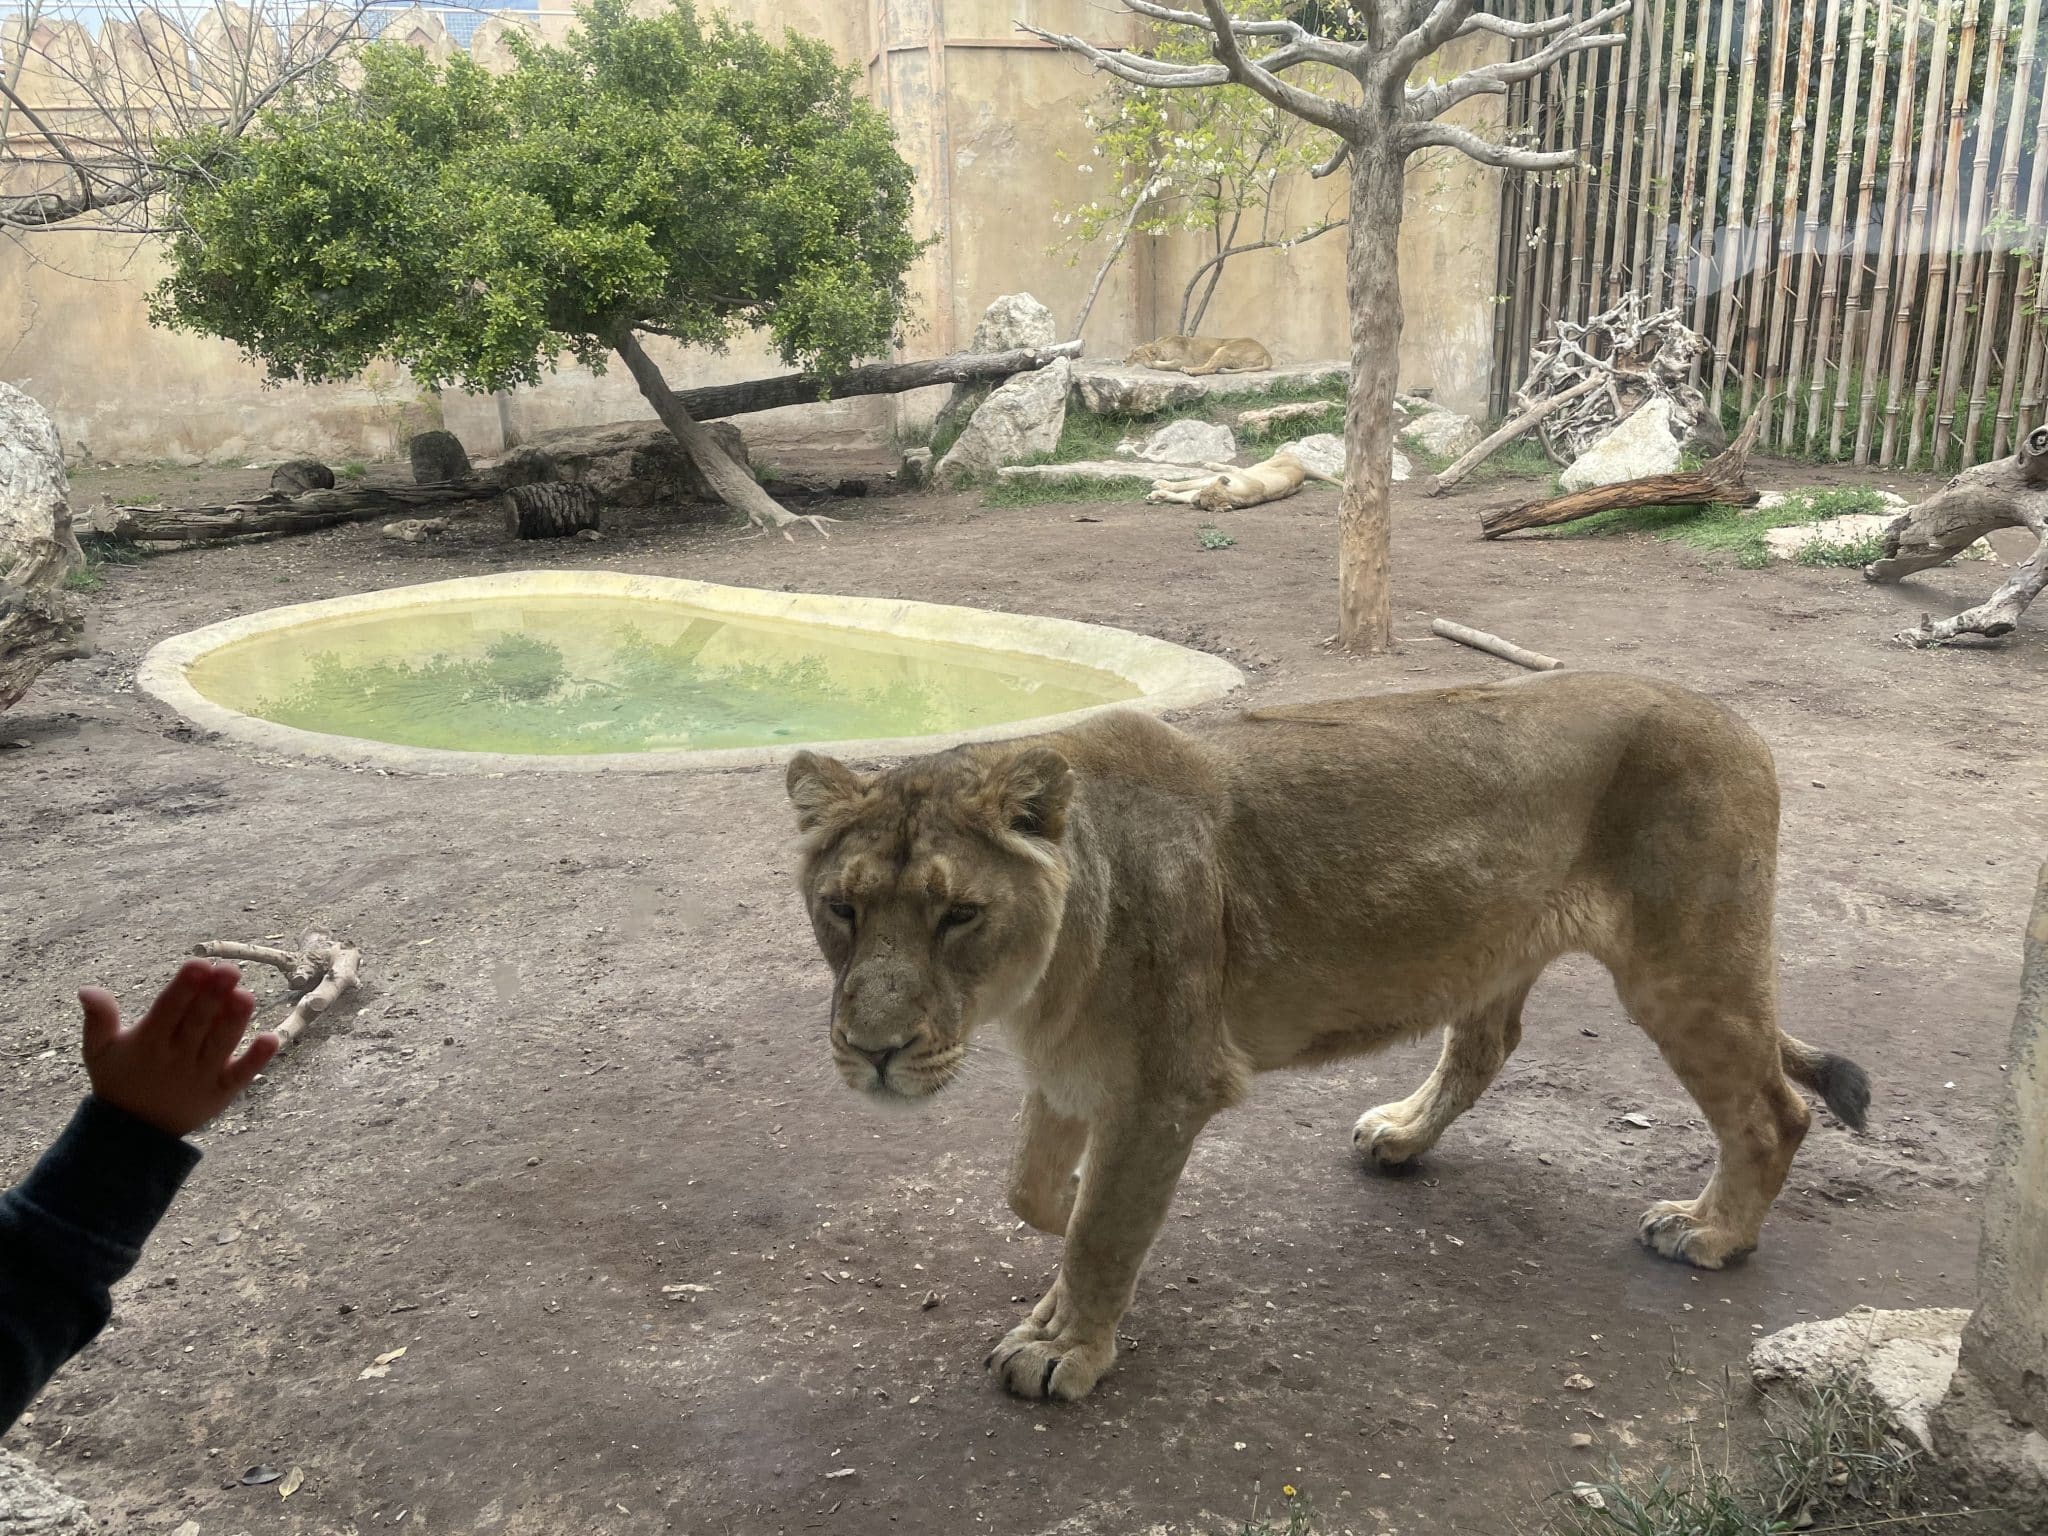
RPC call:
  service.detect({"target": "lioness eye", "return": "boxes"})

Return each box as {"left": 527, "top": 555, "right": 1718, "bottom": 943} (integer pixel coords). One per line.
{"left": 827, "top": 900, "right": 855, "bottom": 925}
{"left": 940, "top": 904, "right": 981, "bottom": 931}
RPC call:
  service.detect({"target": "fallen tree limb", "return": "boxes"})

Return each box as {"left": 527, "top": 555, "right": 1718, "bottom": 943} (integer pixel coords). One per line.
{"left": 197, "top": 932, "right": 362, "bottom": 1049}
{"left": 1481, "top": 409, "right": 1764, "bottom": 539}
{"left": 663, "top": 340, "right": 1083, "bottom": 421}
{"left": 1428, "top": 374, "right": 1607, "bottom": 496}
{"left": 1430, "top": 618, "right": 1564, "bottom": 671}
{"left": 1869, "top": 424, "right": 2048, "bottom": 647}
{"left": 93, "top": 480, "right": 503, "bottom": 542}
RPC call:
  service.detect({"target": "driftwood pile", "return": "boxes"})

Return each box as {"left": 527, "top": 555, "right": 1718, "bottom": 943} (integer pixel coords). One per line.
{"left": 1432, "top": 297, "right": 1710, "bottom": 496}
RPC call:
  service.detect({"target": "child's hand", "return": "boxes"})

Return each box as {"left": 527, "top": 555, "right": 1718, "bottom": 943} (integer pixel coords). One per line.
{"left": 79, "top": 960, "right": 281, "bottom": 1139}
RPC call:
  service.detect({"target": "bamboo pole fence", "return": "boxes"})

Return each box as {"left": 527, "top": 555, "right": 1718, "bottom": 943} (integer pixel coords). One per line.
{"left": 1490, "top": 0, "right": 2048, "bottom": 471}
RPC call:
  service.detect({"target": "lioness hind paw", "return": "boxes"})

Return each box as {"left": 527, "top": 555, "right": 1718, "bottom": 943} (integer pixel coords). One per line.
{"left": 987, "top": 1329, "right": 1113, "bottom": 1402}
{"left": 1637, "top": 1202, "right": 1755, "bottom": 1271}
{"left": 1352, "top": 1107, "right": 1429, "bottom": 1169}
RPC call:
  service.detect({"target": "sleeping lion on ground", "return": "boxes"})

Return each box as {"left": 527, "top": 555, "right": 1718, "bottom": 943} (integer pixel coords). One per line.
{"left": 1125, "top": 334, "right": 1274, "bottom": 375}
{"left": 785, "top": 673, "right": 1869, "bottom": 1403}
{"left": 1146, "top": 448, "right": 1340, "bottom": 511}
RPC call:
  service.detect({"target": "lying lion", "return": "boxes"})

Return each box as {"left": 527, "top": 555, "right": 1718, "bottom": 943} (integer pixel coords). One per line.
{"left": 1146, "top": 448, "right": 1339, "bottom": 511}
{"left": 1125, "top": 334, "right": 1273, "bottom": 375}
{"left": 786, "top": 674, "right": 1868, "bottom": 1402}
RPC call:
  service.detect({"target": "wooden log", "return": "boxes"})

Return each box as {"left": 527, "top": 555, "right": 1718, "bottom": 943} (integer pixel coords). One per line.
{"left": 1430, "top": 619, "right": 1565, "bottom": 671}
{"left": 92, "top": 480, "right": 503, "bottom": 542}
{"left": 503, "top": 482, "right": 601, "bottom": 540}
{"left": 662, "top": 341, "right": 1081, "bottom": 423}
{"left": 1482, "top": 409, "right": 1764, "bottom": 538}
{"left": 1869, "top": 425, "right": 2048, "bottom": 645}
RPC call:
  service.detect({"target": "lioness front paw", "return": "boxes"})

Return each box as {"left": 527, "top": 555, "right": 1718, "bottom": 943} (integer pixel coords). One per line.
{"left": 984, "top": 1283, "right": 1115, "bottom": 1401}
{"left": 1638, "top": 1200, "right": 1755, "bottom": 1270}
{"left": 1352, "top": 1103, "right": 1431, "bottom": 1168}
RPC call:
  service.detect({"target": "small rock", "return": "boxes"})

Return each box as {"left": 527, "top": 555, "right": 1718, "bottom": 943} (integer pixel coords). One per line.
{"left": 1121, "top": 419, "right": 1237, "bottom": 465}
{"left": 0, "top": 1449, "right": 93, "bottom": 1534}
{"left": 1570, "top": 1483, "right": 1607, "bottom": 1510}
{"left": 1569, "top": 1432, "right": 1595, "bottom": 1449}
{"left": 573, "top": 527, "right": 604, "bottom": 542}
{"left": 1622, "top": 1112, "right": 1654, "bottom": 1129}
{"left": 1564, "top": 1373, "right": 1596, "bottom": 1391}
{"left": 921, "top": 1290, "right": 940, "bottom": 1310}
{"left": 1401, "top": 408, "right": 1482, "bottom": 460}
{"left": 381, "top": 517, "right": 451, "bottom": 543}
{"left": 525, "top": 1156, "right": 542, "bottom": 1167}
{"left": 1237, "top": 400, "right": 1336, "bottom": 432}
{"left": 899, "top": 447, "right": 934, "bottom": 488}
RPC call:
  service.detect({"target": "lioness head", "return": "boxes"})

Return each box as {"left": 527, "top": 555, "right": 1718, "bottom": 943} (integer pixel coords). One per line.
{"left": 1124, "top": 340, "right": 1165, "bottom": 366}
{"left": 786, "top": 743, "right": 1074, "bottom": 1100}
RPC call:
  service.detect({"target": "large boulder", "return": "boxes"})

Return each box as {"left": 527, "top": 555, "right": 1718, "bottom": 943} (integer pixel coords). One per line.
{"left": 1558, "top": 397, "right": 1682, "bottom": 492}
{"left": 936, "top": 358, "right": 1073, "bottom": 487}
{"left": 408, "top": 428, "right": 472, "bottom": 483}
{"left": 0, "top": 383, "right": 86, "bottom": 714}
{"left": 1121, "top": 419, "right": 1237, "bottom": 465}
{"left": 271, "top": 456, "right": 335, "bottom": 495}
{"left": 1281, "top": 433, "right": 1411, "bottom": 484}
{"left": 1401, "top": 407, "right": 1482, "bottom": 461}
{"left": 932, "top": 294, "right": 1060, "bottom": 448}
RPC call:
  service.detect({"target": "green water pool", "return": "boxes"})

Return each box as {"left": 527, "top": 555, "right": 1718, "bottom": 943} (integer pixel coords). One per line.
{"left": 180, "top": 592, "right": 1144, "bottom": 756}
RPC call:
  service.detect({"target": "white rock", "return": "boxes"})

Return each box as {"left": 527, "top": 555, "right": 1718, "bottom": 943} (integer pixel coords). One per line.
{"left": 1401, "top": 408, "right": 1482, "bottom": 460}
{"left": 0, "top": 382, "right": 86, "bottom": 714}
{"left": 1280, "top": 433, "right": 1410, "bottom": 483}
{"left": 936, "top": 359, "right": 1073, "bottom": 486}
{"left": 0, "top": 1450, "right": 93, "bottom": 1535}
{"left": 1121, "top": 419, "right": 1237, "bottom": 465}
{"left": 1750, "top": 1307, "right": 1971, "bottom": 1452}
{"left": 966, "top": 293, "right": 1057, "bottom": 353}
{"left": 1559, "top": 397, "right": 1682, "bottom": 492}
{"left": 1764, "top": 513, "right": 1897, "bottom": 561}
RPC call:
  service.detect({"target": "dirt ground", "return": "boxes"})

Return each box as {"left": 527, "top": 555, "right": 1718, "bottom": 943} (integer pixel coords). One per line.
{"left": 4, "top": 457, "right": 2044, "bottom": 1536}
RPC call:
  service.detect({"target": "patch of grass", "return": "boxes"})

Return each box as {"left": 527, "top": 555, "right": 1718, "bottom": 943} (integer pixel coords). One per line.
{"left": 1540, "top": 1381, "right": 1931, "bottom": 1536}
{"left": 1545, "top": 485, "right": 1890, "bottom": 569}
{"left": 1049, "top": 408, "right": 1151, "bottom": 462}
{"left": 1238, "top": 400, "right": 1345, "bottom": 450}
{"left": 338, "top": 460, "right": 368, "bottom": 482}
{"left": 1460, "top": 437, "right": 1557, "bottom": 485}
{"left": 1206, "top": 376, "right": 1348, "bottom": 409}
{"left": 981, "top": 473, "right": 1151, "bottom": 507}
{"left": 62, "top": 563, "right": 107, "bottom": 592}
{"left": 1795, "top": 530, "right": 1890, "bottom": 567}
{"left": 1237, "top": 1488, "right": 1319, "bottom": 1536}
{"left": 60, "top": 534, "right": 146, "bottom": 594}
{"left": 1197, "top": 523, "right": 1236, "bottom": 551}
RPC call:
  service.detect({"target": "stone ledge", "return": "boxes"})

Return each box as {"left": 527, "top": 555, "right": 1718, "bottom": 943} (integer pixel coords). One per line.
{"left": 1071, "top": 360, "right": 1347, "bottom": 416}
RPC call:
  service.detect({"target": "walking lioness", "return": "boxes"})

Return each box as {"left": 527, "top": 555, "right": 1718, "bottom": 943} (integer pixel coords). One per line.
{"left": 785, "top": 674, "right": 1868, "bottom": 1402}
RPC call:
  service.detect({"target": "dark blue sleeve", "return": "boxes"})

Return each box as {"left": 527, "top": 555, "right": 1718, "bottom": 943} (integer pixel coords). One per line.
{"left": 1, "top": 1097, "right": 199, "bottom": 1430}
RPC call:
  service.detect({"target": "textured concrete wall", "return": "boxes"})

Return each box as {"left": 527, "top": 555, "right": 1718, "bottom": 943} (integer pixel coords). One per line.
{"left": 1, "top": 2, "right": 1507, "bottom": 462}
{"left": 1960, "top": 863, "right": 2048, "bottom": 1428}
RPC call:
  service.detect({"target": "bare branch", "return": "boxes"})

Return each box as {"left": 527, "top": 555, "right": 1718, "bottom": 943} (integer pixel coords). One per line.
{"left": 1408, "top": 4, "right": 1628, "bottom": 120}
{"left": 1016, "top": 22, "right": 1233, "bottom": 89}
{"left": 1313, "top": 141, "right": 1352, "bottom": 178}
{"left": 1382, "top": 0, "right": 1478, "bottom": 79}
{"left": 1122, "top": 0, "right": 1367, "bottom": 70}
{"left": 1400, "top": 118, "right": 1580, "bottom": 171}
{"left": 1197, "top": 0, "right": 1359, "bottom": 135}
{"left": 0, "top": 75, "right": 97, "bottom": 210}
{"left": 1455, "top": 11, "right": 1579, "bottom": 40}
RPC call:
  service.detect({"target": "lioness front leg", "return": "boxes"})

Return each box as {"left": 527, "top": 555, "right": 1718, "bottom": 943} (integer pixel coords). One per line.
{"left": 988, "top": 1106, "right": 1203, "bottom": 1401}
{"left": 1007, "top": 1089, "right": 1087, "bottom": 1236}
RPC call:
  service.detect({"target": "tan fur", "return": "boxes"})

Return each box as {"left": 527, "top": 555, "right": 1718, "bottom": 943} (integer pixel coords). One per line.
{"left": 786, "top": 675, "right": 1864, "bottom": 1402}
{"left": 1124, "top": 334, "right": 1274, "bottom": 375}
{"left": 1147, "top": 449, "right": 1338, "bottom": 511}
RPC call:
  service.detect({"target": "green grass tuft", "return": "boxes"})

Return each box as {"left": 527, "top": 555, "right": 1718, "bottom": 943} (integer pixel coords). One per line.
{"left": 1543, "top": 485, "right": 1890, "bottom": 569}
{"left": 1238, "top": 401, "right": 1345, "bottom": 450}
{"left": 981, "top": 473, "right": 1152, "bottom": 507}
{"left": 338, "top": 460, "right": 368, "bottom": 482}
{"left": 1197, "top": 523, "right": 1236, "bottom": 551}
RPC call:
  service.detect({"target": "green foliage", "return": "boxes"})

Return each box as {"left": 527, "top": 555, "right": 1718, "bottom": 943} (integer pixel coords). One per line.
{"left": 1239, "top": 402, "right": 1345, "bottom": 449}
{"left": 1197, "top": 523, "right": 1236, "bottom": 551}
{"left": 150, "top": 0, "right": 922, "bottom": 394}
{"left": 1057, "top": 0, "right": 1347, "bottom": 328}
{"left": 338, "top": 461, "right": 367, "bottom": 481}
{"left": 1545, "top": 485, "right": 1889, "bottom": 569}
{"left": 982, "top": 473, "right": 1152, "bottom": 507}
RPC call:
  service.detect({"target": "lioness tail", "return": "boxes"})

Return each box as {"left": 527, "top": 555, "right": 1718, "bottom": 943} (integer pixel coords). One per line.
{"left": 1781, "top": 1036, "right": 1871, "bottom": 1131}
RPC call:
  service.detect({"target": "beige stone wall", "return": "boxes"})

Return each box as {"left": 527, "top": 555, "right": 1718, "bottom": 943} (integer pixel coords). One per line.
{"left": 1, "top": 2, "right": 1507, "bottom": 464}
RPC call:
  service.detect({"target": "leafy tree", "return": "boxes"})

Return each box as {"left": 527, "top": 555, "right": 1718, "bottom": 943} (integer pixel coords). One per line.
{"left": 148, "top": 0, "right": 923, "bottom": 532}
{"left": 1058, "top": 0, "right": 1347, "bottom": 342}
{"left": 1030, "top": 2, "right": 1626, "bottom": 652}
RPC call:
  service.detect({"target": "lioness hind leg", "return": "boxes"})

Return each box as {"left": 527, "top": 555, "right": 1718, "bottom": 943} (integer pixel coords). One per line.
{"left": 1008, "top": 1089, "right": 1088, "bottom": 1236}
{"left": 1617, "top": 967, "right": 1810, "bottom": 1270}
{"left": 1354, "top": 984, "right": 1530, "bottom": 1168}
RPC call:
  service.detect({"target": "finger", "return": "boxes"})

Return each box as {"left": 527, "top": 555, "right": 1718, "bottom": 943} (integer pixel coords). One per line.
{"left": 172, "top": 963, "right": 238, "bottom": 1053}
{"left": 221, "top": 1031, "right": 281, "bottom": 1094}
{"left": 78, "top": 988, "right": 121, "bottom": 1060}
{"left": 135, "top": 958, "right": 225, "bottom": 1044}
{"left": 195, "top": 985, "right": 258, "bottom": 1071}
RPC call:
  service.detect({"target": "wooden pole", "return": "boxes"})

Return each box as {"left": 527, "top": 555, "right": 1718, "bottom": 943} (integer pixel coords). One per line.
{"left": 1886, "top": 0, "right": 1958, "bottom": 468}
{"left": 1564, "top": 0, "right": 1599, "bottom": 323}
{"left": 1710, "top": 1, "right": 1768, "bottom": 415}
{"left": 1677, "top": 0, "right": 1723, "bottom": 352}
{"left": 1858, "top": 0, "right": 1928, "bottom": 464}
{"left": 1906, "top": 1, "right": 1978, "bottom": 469}
{"left": 1608, "top": 0, "right": 1653, "bottom": 309}
{"left": 1777, "top": 0, "right": 1837, "bottom": 453}
{"left": 1647, "top": 0, "right": 1688, "bottom": 304}
{"left": 1842, "top": 0, "right": 1907, "bottom": 460}
{"left": 1938, "top": 0, "right": 2009, "bottom": 467}
{"left": 1738, "top": 0, "right": 1796, "bottom": 422}
{"left": 1995, "top": 0, "right": 2048, "bottom": 458}
{"left": 1971, "top": 0, "right": 2043, "bottom": 462}
{"left": 1588, "top": 0, "right": 1627, "bottom": 316}
{"left": 1809, "top": 0, "right": 1875, "bottom": 451}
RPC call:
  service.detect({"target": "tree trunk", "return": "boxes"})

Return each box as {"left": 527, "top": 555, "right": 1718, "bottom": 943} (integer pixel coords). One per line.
{"left": 1869, "top": 423, "right": 2048, "bottom": 646}
{"left": 664, "top": 341, "right": 1083, "bottom": 420}
{"left": 612, "top": 329, "right": 823, "bottom": 537}
{"left": 1340, "top": 143, "right": 1403, "bottom": 654}
{"left": 93, "top": 480, "right": 504, "bottom": 541}
{"left": 1482, "top": 410, "right": 1766, "bottom": 538}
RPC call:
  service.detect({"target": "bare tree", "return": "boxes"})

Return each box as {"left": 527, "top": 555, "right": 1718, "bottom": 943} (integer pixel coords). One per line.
{"left": 1, "top": 1, "right": 379, "bottom": 234}
{"left": 1023, "top": 1, "right": 1627, "bottom": 653}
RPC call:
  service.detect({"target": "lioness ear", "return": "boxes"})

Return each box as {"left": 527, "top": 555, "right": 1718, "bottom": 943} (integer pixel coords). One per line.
{"left": 786, "top": 751, "right": 866, "bottom": 833}
{"left": 980, "top": 746, "right": 1073, "bottom": 843}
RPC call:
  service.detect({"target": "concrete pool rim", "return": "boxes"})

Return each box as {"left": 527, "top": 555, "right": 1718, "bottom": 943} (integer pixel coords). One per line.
{"left": 135, "top": 570, "right": 1247, "bottom": 774}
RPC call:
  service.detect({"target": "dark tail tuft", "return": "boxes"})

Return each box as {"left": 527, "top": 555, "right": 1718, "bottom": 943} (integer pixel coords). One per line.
{"left": 1782, "top": 1037, "right": 1871, "bottom": 1131}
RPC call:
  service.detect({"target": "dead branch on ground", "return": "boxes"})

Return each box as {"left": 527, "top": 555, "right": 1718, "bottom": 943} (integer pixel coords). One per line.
{"left": 196, "top": 932, "right": 361, "bottom": 1049}
{"left": 1482, "top": 409, "right": 1764, "bottom": 539}
{"left": 1430, "top": 619, "right": 1564, "bottom": 670}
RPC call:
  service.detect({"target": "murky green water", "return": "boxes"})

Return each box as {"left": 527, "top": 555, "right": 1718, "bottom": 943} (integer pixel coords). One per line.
{"left": 182, "top": 594, "right": 1139, "bottom": 756}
